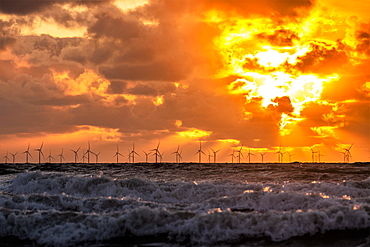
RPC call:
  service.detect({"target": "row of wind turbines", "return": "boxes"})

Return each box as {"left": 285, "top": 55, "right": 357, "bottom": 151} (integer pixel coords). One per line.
{"left": 2, "top": 141, "right": 355, "bottom": 164}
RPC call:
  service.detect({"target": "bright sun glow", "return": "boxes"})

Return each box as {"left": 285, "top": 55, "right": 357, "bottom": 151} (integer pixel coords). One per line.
{"left": 208, "top": 11, "right": 343, "bottom": 136}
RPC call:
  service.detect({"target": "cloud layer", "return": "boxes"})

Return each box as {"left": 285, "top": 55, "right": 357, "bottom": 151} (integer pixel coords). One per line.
{"left": 0, "top": 0, "right": 369, "bottom": 162}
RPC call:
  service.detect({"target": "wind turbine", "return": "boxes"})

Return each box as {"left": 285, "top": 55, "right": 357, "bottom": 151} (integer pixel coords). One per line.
{"left": 236, "top": 145, "right": 244, "bottom": 163}
{"left": 207, "top": 150, "right": 213, "bottom": 163}
{"left": 58, "top": 149, "right": 65, "bottom": 163}
{"left": 343, "top": 143, "right": 353, "bottom": 163}
{"left": 246, "top": 148, "right": 254, "bottom": 163}
{"left": 35, "top": 142, "right": 45, "bottom": 164}
{"left": 84, "top": 142, "right": 94, "bottom": 164}
{"left": 211, "top": 148, "right": 220, "bottom": 163}
{"left": 159, "top": 151, "right": 165, "bottom": 163}
{"left": 172, "top": 145, "right": 181, "bottom": 163}
{"left": 46, "top": 150, "right": 54, "bottom": 163}
{"left": 178, "top": 150, "right": 183, "bottom": 163}
{"left": 151, "top": 141, "right": 161, "bottom": 163}
{"left": 71, "top": 147, "right": 80, "bottom": 164}
{"left": 3, "top": 152, "right": 9, "bottom": 164}
{"left": 276, "top": 145, "right": 284, "bottom": 163}
{"left": 113, "top": 145, "right": 123, "bottom": 163}
{"left": 310, "top": 147, "right": 317, "bottom": 163}
{"left": 287, "top": 151, "right": 294, "bottom": 163}
{"left": 22, "top": 144, "right": 32, "bottom": 163}
{"left": 129, "top": 143, "right": 140, "bottom": 163}
{"left": 195, "top": 140, "right": 206, "bottom": 163}
{"left": 259, "top": 152, "right": 267, "bottom": 163}
{"left": 94, "top": 151, "right": 101, "bottom": 164}
{"left": 316, "top": 150, "right": 324, "bottom": 163}
{"left": 142, "top": 150, "right": 151, "bottom": 163}
{"left": 229, "top": 150, "right": 236, "bottom": 163}
{"left": 10, "top": 152, "right": 18, "bottom": 164}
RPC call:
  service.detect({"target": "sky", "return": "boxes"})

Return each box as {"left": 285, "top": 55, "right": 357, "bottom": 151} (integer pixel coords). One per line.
{"left": 0, "top": 0, "right": 370, "bottom": 163}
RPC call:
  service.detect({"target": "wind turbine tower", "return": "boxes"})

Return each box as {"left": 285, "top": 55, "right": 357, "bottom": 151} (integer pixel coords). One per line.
{"left": 10, "top": 152, "right": 18, "bottom": 164}
{"left": 71, "top": 147, "right": 80, "bottom": 164}
{"left": 211, "top": 148, "right": 220, "bottom": 163}
{"left": 113, "top": 145, "right": 123, "bottom": 164}
{"left": 195, "top": 141, "right": 206, "bottom": 163}
{"left": 22, "top": 144, "right": 32, "bottom": 163}
{"left": 35, "top": 142, "right": 45, "bottom": 164}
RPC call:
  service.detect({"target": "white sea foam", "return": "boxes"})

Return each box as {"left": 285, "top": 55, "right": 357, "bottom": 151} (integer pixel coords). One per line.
{"left": 0, "top": 171, "right": 369, "bottom": 246}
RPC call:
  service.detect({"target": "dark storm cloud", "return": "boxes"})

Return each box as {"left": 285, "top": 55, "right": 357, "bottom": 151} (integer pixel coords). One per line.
{"left": 356, "top": 30, "right": 370, "bottom": 56}
{"left": 194, "top": 0, "right": 313, "bottom": 17}
{"left": 106, "top": 80, "right": 127, "bottom": 94}
{"left": 0, "top": 0, "right": 111, "bottom": 15}
{"left": 271, "top": 96, "right": 294, "bottom": 114}
{"left": 99, "top": 61, "right": 189, "bottom": 81}
{"left": 87, "top": 13, "right": 142, "bottom": 40}
{"left": 294, "top": 42, "right": 349, "bottom": 74}
{"left": 257, "top": 29, "right": 300, "bottom": 47}
{"left": 128, "top": 81, "right": 176, "bottom": 96}
{"left": 29, "top": 95, "right": 90, "bottom": 106}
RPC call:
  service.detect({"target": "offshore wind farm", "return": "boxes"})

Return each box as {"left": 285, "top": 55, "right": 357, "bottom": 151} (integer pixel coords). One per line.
{"left": 1, "top": 140, "right": 365, "bottom": 165}
{"left": 1, "top": 0, "right": 370, "bottom": 246}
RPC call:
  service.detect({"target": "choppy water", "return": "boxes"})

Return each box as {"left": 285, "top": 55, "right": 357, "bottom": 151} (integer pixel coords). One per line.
{"left": 0, "top": 162, "right": 369, "bottom": 246}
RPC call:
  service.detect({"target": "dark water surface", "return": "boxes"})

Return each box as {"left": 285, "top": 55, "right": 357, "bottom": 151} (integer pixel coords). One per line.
{"left": 0, "top": 162, "right": 369, "bottom": 246}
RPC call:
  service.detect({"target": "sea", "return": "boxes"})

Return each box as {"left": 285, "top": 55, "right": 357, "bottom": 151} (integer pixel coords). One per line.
{"left": 0, "top": 162, "right": 369, "bottom": 247}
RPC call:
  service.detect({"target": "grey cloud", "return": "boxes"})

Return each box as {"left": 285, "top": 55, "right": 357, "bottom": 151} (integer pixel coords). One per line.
{"left": 99, "top": 61, "right": 189, "bottom": 81}
{"left": 0, "top": 0, "right": 111, "bottom": 15}
{"left": 106, "top": 80, "right": 127, "bottom": 94}
{"left": 128, "top": 81, "right": 176, "bottom": 96}
{"left": 87, "top": 14, "right": 142, "bottom": 40}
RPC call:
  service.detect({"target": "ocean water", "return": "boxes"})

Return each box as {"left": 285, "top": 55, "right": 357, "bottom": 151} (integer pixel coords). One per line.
{"left": 0, "top": 162, "right": 369, "bottom": 247}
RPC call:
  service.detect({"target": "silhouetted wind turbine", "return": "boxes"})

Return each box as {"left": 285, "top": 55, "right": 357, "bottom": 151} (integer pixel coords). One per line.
{"left": 142, "top": 150, "right": 151, "bottom": 163}
{"left": 211, "top": 148, "right": 220, "bottom": 163}
{"left": 58, "top": 149, "right": 65, "bottom": 163}
{"left": 195, "top": 141, "right": 206, "bottom": 163}
{"left": 316, "top": 149, "right": 324, "bottom": 163}
{"left": 151, "top": 141, "right": 161, "bottom": 163}
{"left": 113, "top": 145, "right": 123, "bottom": 163}
{"left": 343, "top": 143, "right": 353, "bottom": 163}
{"left": 178, "top": 150, "right": 183, "bottom": 163}
{"left": 71, "top": 147, "right": 80, "bottom": 164}
{"left": 46, "top": 150, "right": 54, "bottom": 163}
{"left": 35, "top": 142, "right": 45, "bottom": 164}
{"left": 22, "top": 144, "right": 32, "bottom": 163}
{"left": 129, "top": 143, "right": 140, "bottom": 163}
{"left": 310, "top": 147, "right": 317, "bottom": 163}
{"left": 229, "top": 150, "right": 236, "bottom": 163}
{"left": 84, "top": 142, "right": 93, "bottom": 164}
{"left": 94, "top": 151, "right": 101, "bottom": 164}
{"left": 259, "top": 152, "right": 266, "bottom": 163}
{"left": 276, "top": 145, "right": 284, "bottom": 163}
{"left": 172, "top": 145, "right": 181, "bottom": 163}
{"left": 287, "top": 151, "right": 294, "bottom": 163}
{"left": 207, "top": 150, "right": 213, "bottom": 163}
{"left": 10, "top": 152, "right": 18, "bottom": 164}
{"left": 236, "top": 145, "right": 244, "bottom": 163}
{"left": 159, "top": 151, "right": 165, "bottom": 163}
{"left": 246, "top": 148, "right": 254, "bottom": 163}
{"left": 3, "top": 152, "right": 9, "bottom": 164}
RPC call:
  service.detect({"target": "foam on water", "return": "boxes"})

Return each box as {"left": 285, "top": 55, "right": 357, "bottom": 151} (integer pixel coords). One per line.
{"left": 0, "top": 171, "right": 369, "bottom": 246}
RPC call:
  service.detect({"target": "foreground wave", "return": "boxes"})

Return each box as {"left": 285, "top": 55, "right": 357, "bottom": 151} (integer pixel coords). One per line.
{"left": 0, "top": 170, "right": 369, "bottom": 246}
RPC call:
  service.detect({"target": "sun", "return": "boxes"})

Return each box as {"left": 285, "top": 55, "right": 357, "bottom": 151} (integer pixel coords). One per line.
{"left": 207, "top": 10, "right": 342, "bottom": 136}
